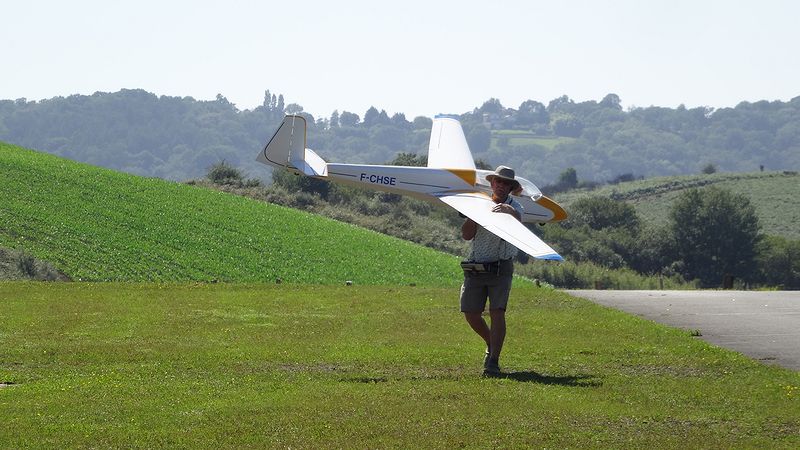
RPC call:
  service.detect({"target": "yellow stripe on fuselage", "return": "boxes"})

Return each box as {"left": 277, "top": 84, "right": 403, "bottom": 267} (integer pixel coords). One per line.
{"left": 445, "top": 169, "right": 476, "bottom": 186}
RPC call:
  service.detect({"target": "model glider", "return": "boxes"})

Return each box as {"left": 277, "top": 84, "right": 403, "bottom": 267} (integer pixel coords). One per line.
{"left": 256, "top": 115, "right": 567, "bottom": 261}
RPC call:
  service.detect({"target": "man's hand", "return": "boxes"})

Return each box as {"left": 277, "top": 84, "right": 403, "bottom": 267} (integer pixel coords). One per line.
{"left": 492, "top": 203, "right": 521, "bottom": 221}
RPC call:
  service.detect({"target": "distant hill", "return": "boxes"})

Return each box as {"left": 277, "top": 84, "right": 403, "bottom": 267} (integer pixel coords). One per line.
{"left": 554, "top": 171, "right": 800, "bottom": 239}
{"left": 0, "top": 142, "right": 462, "bottom": 285}
{"left": 1, "top": 90, "right": 798, "bottom": 185}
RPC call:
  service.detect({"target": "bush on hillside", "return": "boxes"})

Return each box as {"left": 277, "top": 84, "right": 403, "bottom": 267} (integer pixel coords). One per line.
{"left": 0, "top": 247, "right": 65, "bottom": 281}
{"left": 208, "top": 160, "right": 261, "bottom": 187}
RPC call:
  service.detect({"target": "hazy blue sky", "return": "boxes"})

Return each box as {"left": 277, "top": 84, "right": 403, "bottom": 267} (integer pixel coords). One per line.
{"left": 3, "top": 0, "right": 798, "bottom": 119}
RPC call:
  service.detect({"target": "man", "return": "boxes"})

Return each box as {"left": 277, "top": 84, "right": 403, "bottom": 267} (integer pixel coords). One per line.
{"left": 460, "top": 165, "right": 524, "bottom": 376}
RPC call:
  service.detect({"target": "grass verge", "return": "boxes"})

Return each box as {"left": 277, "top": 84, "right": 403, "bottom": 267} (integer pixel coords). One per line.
{"left": 1, "top": 283, "right": 797, "bottom": 448}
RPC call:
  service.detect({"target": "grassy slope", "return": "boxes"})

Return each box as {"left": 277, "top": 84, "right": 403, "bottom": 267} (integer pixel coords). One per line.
{"left": 0, "top": 142, "right": 461, "bottom": 284}
{"left": 555, "top": 171, "right": 800, "bottom": 239}
{"left": 1, "top": 283, "right": 798, "bottom": 448}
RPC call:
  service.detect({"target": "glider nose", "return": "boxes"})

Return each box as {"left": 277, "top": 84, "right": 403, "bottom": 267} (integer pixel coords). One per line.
{"left": 536, "top": 196, "right": 568, "bottom": 222}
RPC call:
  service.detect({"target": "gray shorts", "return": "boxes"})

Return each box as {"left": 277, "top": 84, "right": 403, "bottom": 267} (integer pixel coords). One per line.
{"left": 460, "top": 269, "right": 513, "bottom": 312}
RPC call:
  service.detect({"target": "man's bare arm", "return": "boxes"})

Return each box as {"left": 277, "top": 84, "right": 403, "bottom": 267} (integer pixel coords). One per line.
{"left": 462, "top": 218, "right": 477, "bottom": 240}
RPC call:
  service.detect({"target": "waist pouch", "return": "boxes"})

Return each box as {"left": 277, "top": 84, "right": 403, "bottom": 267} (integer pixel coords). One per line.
{"left": 460, "top": 259, "right": 513, "bottom": 276}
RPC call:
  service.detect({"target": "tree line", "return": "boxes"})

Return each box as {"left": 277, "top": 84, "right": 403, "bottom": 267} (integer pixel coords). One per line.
{"left": 1, "top": 89, "right": 798, "bottom": 184}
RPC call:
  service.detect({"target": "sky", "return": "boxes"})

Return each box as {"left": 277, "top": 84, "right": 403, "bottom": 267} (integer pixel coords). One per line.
{"left": 2, "top": 0, "right": 799, "bottom": 119}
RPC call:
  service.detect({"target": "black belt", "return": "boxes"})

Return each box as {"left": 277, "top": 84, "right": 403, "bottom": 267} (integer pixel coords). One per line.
{"left": 460, "top": 259, "right": 513, "bottom": 276}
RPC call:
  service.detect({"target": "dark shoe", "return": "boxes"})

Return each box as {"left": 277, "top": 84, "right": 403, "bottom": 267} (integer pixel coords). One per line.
{"left": 483, "top": 358, "right": 501, "bottom": 376}
{"left": 483, "top": 348, "right": 490, "bottom": 368}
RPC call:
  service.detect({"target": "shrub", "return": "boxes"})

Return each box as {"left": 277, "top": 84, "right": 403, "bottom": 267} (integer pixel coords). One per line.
{"left": 16, "top": 249, "right": 37, "bottom": 277}
{"left": 516, "top": 260, "right": 695, "bottom": 289}
{"left": 207, "top": 160, "right": 244, "bottom": 185}
{"left": 702, "top": 163, "right": 717, "bottom": 174}
{"left": 756, "top": 235, "right": 800, "bottom": 289}
{"left": 0, "top": 247, "right": 65, "bottom": 281}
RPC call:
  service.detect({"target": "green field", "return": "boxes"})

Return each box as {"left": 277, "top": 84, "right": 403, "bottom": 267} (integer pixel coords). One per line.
{"left": 0, "top": 142, "right": 461, "bottom": 284}
{"left": 491, "top": 130, "right": 574, "bottom": 151}
{"left": 1, "top": 282, "right": 798, "bottom": 448}
{"left": 2, "top": 142, "right": 799, "bottom": 447}
{"left": 555, "top": 171, "right": 800, "bottom": 239}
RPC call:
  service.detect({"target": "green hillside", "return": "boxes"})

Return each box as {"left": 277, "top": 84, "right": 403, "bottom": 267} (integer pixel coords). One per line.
{"left": 555, "top": 171, "right": 800, "bottom": 239}
{"left": 491, "top": 130, "right": 575, "bottom": 151}
{"left": 0, "top": 142, "right": 462, "bottom": 284}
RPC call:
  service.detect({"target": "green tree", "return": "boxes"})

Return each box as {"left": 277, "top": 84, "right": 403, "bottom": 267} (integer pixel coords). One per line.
{"left": 276, "top": 94, "right": 285, "bottom": 114}
{"left": 363, "top": 107, "right": 380, "bottom": 127}
{"left": 466, "top": 126, "right": 491, "bottom": 153}
{"left": 477, "top": 98, "right": 504, "bottom": 115}
{"left": 389, "top": 152, "right": 427, "bottom": 167}
{"left": 516, "top": 100, "right": 549, "bottom": 126}
{"left": 285, "top": 103, "right": 303, "bottom": 114}
{"left": 599, "top": 93, "right": 622, "bottom": 110}
{"left": 391, "top": 112, "right": 410, "bottom": 129}
{"left": 669, "top": 187, "right": 761, "bottom": 286}
{"left": 551, "top": 113, "right": 583, "bottom": 137}
{"left": 558, "top": 167, "right": 578, "bottom": 189}
{"left": 547, "top": 95, "right": 574, "bottom": 113}
{"left": 339, "top": 111, "right": 360, "bottom": 127}
{"left": 570, "top": 196, "right": 640, "bottom": 233}
{"left": 413, "top": 116, "right": 432, "bottom": 130}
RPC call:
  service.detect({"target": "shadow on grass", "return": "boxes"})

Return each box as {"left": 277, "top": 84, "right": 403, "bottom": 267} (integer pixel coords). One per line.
{"left": 492, "top": 371, "right": 601, "bottom": 387}
{"left": 338, "top": 371, "right": 601, "bottom": 387}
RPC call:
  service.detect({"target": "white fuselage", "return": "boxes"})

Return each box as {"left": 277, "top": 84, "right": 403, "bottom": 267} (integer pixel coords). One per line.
{"left": 322, "top": 163, "right": 561, "bottom": 223}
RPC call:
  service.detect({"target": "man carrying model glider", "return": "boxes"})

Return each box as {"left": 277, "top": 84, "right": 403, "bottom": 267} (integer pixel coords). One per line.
{"left": 459, "top": 166, "right": 523, "bottom": 376}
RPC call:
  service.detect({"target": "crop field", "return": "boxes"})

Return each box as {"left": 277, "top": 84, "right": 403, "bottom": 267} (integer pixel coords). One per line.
{"left": 1, "top": 282, "right": 798, "bottom": 448}
{"left": 0, "top": 143, "right": 461, "bottom": 284}
{"left": 555, "top": 171, "right": 800, "bottom": 239}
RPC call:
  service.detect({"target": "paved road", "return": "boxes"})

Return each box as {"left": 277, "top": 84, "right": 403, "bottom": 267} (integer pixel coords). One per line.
{"left": 565, "top": 290, "right": 800, "bottom": 371}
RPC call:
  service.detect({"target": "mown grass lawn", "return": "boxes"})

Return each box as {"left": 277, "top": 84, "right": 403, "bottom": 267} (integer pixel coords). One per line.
{"left": 1, "top": 282, "right": 798, "bottom": 448}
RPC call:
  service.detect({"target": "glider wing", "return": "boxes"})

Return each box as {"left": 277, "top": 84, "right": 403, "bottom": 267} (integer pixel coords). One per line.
{"left": 438, "top": 192, "right": 563, "bottom": 261}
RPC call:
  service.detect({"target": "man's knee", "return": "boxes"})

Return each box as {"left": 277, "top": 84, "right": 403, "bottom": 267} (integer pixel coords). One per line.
{"left": 464, "top": 311, "right": 483, "bottom": 323}
{"left": 489, "top": 308, "right": 506, "bottom": 323}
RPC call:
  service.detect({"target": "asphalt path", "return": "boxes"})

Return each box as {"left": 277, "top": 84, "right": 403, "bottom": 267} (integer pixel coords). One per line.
{"left": 565, "top": 290, "right": 800, "bottom": 371}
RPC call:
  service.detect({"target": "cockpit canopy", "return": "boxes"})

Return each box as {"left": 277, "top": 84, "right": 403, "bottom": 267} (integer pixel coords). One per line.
{"left": 476, "top": 169, "right": 542, "bottom": 200}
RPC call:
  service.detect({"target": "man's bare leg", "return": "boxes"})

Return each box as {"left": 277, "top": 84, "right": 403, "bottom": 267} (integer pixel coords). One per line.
{"left": 488, "top": 309, "right": 506, "bottom": 360}
{"left": 464, "top": 312, "right": 491, "bottom": 349}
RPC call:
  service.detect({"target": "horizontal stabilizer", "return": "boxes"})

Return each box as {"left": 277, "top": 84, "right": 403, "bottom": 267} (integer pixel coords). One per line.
{"left": 290, "top": 148, "right": 327, "bottom": 177}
